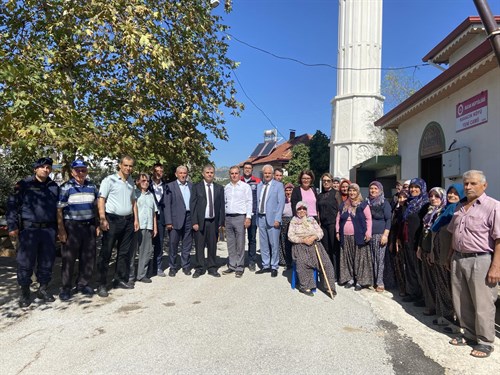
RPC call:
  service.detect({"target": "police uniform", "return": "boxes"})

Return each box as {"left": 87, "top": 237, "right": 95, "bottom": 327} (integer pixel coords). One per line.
{"left": 7, "top": 165, "right": 59, "bottom": 294}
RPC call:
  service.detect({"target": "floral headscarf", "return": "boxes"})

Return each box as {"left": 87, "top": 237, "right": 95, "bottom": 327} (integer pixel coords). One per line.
{"left": 423, "top": 187, "right": 446, "bottom": 229}
{"left": 403, "top": 178, "right": 429, "bottom": 221}
{"left": 367, "top": 181, "right": 385, "bottom": 207}
{"left": 342, "top": 183, "right": 363, "bottom": 216}
{"left": 340, "top": 179, "right": 351, "bottom": 201}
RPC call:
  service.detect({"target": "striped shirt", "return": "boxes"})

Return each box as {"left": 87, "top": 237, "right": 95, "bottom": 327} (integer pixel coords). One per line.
{"left": 58, "top": 178, "right": 98, "bottom": 221}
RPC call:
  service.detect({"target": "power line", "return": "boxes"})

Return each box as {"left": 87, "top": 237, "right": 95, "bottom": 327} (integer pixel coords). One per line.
{"left": 230, "top": 69, "right": 286, "bottom": 140}
{"left": 226, "top": 32, "right": 430, "bottom": 72}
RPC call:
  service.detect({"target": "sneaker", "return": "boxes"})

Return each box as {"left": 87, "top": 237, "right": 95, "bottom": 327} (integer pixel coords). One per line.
{"left": 97, "top": 285, "right": 109, "bottom": 298}
{"left": 36, "top": 285, "right": 55, "bottom": 302}
{"left": 59, "top": 288, "right": 71, "bottom": 301}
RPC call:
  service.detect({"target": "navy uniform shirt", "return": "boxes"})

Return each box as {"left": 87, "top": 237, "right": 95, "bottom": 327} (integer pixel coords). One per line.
{"left": 6, "top": 176, "right": 59, "bottom": 231}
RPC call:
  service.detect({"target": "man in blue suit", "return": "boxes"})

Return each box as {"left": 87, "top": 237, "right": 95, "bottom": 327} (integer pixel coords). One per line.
{"left": 164, "top": 165, "right": 193, "bottom": 276}
{"left": 256, "top": 164, "right": 285, "bottom": 277}
{"left": 148, "top": 163, "right": 167, "bottom": 277}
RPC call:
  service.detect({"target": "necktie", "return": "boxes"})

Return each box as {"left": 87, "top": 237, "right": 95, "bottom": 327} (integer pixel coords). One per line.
{"left": 208, "top": 183, "right": 214, "bottom": 218}
{"left": 259, "top": 183, "right": 269, "bottom": 214}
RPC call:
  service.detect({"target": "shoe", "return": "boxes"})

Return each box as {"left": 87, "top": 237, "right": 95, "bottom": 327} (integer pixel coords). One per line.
{"left": 271, "top": 269, "right": 278, "bottom": 277}
{"left": 255, "top": 268, "right": 271, "bottom": 274}
{"left": 114, "top": 280, "right": 134, "bottom": 289}
{"left": 375, "top": 286, "right": 385, "bottom": 293}
{"left": 36, "top": 284, "right": 55, "bottom": 302}
{"left": 192, "top": 270, "right": 203, "bottom": 279}
{"left": 157, "top": 270, "right": 166, "bottom": 277}
{"left": 299, "top": 288, "right": 314, "bottom": 297}
{"left": 19, "top": 286, "right": 31, "bottom": 308}
{"left": 471, "top": 344, "right": 494, "bottom": 358}
{"left": 77, "top": 285, "right": 94, "bottom": 296}
{"left": 222, "top": 268, "right": 235, "bottom": 275}
{"left": 413, "top": 299, "right": 426, "bottom": 307}
{"left": 97, "top": 285, "right": 109, "bottom": 298}
{"left": 235, "top": 271, "right": 243, "bottom": 278}
{"left": 59, "top": 288, "right": 71, "bottom": 301}
{"left": 354, "top": 284, "right": 362, "bottom": 291}
{"left": 208, "top": 271, "right": 221, "bottom": 278}
{"left": 344, "top": 281, "right": 354, "bottom": 289}
{"left": 168, "top": 269, "right": 177, "bottom": 277}
{"left": 248, "top": 263, "right": 256, "bottom": 272}
{"left": 182, "top": 268, "right": 192, "bottom": 276}
{"left": 138, "top": 277, "right": 152, "bottom": 283}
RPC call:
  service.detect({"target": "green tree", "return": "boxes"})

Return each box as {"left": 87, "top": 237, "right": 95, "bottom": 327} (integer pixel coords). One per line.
{"left": 283, "top": 143, "right": 310, "bottom": 185}
{"left": 0, "top": 0, "right": 241, "bottom": 177}
{"left": 309, "top": 130, "right": 329, "bottom": 187}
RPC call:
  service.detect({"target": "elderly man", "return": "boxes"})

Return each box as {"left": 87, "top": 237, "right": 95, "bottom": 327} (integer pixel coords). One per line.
{"left": 256, "top": 164, "right": 285, "bottom": 277}
{"left": 7, "top": 157, "right": 60, "bottom": 307}
{"left": 223, "top": 166, "right": 252, "bottom": 278}
{"left": 165, "top": 165, "right": 193, "bottom": 276}
{"left": 96, "top": 156, "right": 139, "bottom": 297}
{"left": 190, "top": 164, "right": 225, "bottom": 278}
{"left": 57, "top": 160, "right": 99, "bottom": 301}
{"left": 447, "top": 170, "right": 500, "bottom": 358}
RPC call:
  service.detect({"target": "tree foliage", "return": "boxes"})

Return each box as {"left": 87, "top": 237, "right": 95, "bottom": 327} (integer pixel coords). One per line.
{"left": 0, "top": 0, "right": 241, "bottom": 176}
{"left": 309, "top": 130, "right": 329, "bottom": 187}
{"left": 283, "top": 143, "right": 310, "bottom": 185}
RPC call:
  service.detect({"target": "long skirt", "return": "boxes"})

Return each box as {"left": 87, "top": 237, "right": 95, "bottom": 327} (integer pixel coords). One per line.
{"left": 278, "top": 216, "right": 292, "bottom": 267}
{"left": 369, "top": 233, "right": 386, "bottom": 287}
{"left": 292, "top": 242, "right": 336, "bottom": 291}
{"left": 421, "top": 255, "right": 436, "bottom": 311}
{"left": 388, "top": 234, "right": 406, "bottom": 294}
{"left": 340, "top": 235, "right": 373, "bottom": 286}
{"left": 432, "top": 236, "right": 454, "bottom": 319}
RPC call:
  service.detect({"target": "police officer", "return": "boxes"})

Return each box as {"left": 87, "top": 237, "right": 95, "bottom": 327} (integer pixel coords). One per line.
{"left": 7, "top": 157, "right": 60, "bottom": 307}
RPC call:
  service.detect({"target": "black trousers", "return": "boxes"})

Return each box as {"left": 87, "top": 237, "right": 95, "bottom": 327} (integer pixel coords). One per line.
{"left": 61, "top": 221, "right": 96, "bottom": 288}
{"left": 97, "top": 213, "right": 134, "bottom": 285}
{"left": 194, "top": 218, "right": 217, "bottom": 273}
{"left": 321, "top": 223, "right": 339, "bottom": 281}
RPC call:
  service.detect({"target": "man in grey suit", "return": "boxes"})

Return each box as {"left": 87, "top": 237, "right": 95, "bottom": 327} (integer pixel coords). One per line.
{"left": 164, "top": 166, "right": 193, "bottom": 276}
{"left": 256, "top": 164, "right": 285, "bottom": 277}
{"left": 190, "top": 164, "right": 225, "bottom": 278}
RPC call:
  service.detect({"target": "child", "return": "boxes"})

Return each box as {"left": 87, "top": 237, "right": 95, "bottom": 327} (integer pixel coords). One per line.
{"left": 131, "top": 173, "right": 158, "bottom": 283}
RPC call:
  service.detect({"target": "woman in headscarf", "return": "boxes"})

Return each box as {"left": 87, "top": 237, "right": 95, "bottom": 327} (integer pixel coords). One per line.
{"left": 430, "top": 184, "right": 465, "bottom": 329}
{"left": 279, "top": 183, "right": 294, "bottom": 269}
{"left": 418, "top": 187, "right": 447, "bottom": 316}
{"left": 336, "top": 183, "right": 373, "bottom": 291}
{"left": 339, "top": 179, "right": 351, "bottom": 202}
{"left": 401, "top": 178, "right": 429, "bottom": 305}
{"left": 367, "top": 181, "right": 392, "bottom": 292}
{"left": 288, "top": 201, "right": 336, "bottom": 298}
{"left": 291, "top": 170, "right": 318, "bottom": 220}
{"left": 317, "top": 173, "right": 341, "bottom": 279}
{"left": 389, "top": 189, "right": 409, "bottom": 296}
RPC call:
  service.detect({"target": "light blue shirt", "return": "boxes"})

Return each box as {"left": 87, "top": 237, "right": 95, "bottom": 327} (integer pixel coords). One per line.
{"left": 177, "top": 180, "right": 191, "bottom": 210}
{"left": 135, "top": 189, "right": 158, "bottom": 230}
{"left": 99, "top": 173, "right": 135, "bottom": 216}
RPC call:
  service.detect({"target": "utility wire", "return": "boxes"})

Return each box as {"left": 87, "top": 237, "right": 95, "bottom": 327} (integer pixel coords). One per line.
{"left": 231, "top": 69, "right": 287, "bottom": 140}
{"left": 226, "top": 32, "right": 430, "bottom": 72}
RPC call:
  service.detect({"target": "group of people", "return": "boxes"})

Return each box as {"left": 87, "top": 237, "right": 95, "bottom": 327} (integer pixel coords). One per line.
{"left": 6, "top": 156, "right": 499, "bottom": 358}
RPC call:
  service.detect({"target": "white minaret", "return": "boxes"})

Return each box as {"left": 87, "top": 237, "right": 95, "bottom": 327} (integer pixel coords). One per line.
{"left": 330, "top": 0, "right": 384, "bottom": 178}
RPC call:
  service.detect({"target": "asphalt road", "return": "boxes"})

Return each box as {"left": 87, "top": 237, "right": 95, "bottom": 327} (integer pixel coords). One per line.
{"left": 0, "top": 241, "right": 499, "bottom": 374}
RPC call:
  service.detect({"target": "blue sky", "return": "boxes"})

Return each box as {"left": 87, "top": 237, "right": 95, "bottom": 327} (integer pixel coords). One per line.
{"left": 209, "top": 0, "right": 500, "bottom": 167}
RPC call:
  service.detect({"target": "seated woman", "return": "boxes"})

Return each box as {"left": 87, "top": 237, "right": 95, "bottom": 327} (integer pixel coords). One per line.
{"left": 288, "top": 201, "right": 336, "bottom": 298}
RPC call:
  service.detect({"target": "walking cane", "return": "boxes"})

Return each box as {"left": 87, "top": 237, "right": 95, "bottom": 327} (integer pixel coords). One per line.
{"left": 314, "top": 243, "right": 335, "bottom": 299}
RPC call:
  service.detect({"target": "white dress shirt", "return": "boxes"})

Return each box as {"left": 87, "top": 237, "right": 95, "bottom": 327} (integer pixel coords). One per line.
{"left": 225, "top": 180, "right": 252, "bottom": 218}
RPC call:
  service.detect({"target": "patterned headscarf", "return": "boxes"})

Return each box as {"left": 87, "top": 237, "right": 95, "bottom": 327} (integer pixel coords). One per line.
{"left": 403, "top": 178, "right": 429, "bottom": 221}
{"left": 431, "top": 184, "right": 465, "bottom": 232}
{"left": 367, "top": 181, "right": 385, "bottom": 206}
{"left": 340, "top": 179, "right": 351, "bottom": 201}
{"left": 423, "top": 187, "right": 446, "bottom": 229}
{"left": 342, "top": 183, "right": 363, "bottom": 216}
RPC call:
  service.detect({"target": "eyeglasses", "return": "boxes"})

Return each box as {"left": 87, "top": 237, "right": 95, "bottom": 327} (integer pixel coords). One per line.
{"left": 297, "top": 207, "right": 307, "bottom": 211}
{"left": 322, "top": 179, "right": 332, "bottom": 183}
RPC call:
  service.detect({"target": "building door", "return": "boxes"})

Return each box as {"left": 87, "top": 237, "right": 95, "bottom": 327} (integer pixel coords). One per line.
{"left": 419, "top": 122, "right": 445, "bottom": 188}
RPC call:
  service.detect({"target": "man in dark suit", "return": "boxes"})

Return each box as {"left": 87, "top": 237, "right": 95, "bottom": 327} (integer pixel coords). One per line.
{"left": 256, "top": 164, "right": 285, "bottom": 277}
{"left": 148, "top": 163, "right": 167, "bottom": 277}
{"left": 190, "top": 164, "right": 225, "bottom": 278}
{"left": 164, "top": 165, "right": 193, "bottom": 276}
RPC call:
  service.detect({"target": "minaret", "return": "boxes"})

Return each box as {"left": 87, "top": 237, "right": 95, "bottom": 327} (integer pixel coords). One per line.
{"left": 330, "top": 0, "right": 384, "bottom": 178}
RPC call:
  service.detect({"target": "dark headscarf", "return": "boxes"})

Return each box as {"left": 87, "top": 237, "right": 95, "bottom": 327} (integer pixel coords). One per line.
{"left": 430, "top": 183, "right": 465, "bottom": 232}
{"left": 403, "top": 178, "right": 428, "bottom": 221}
{"left": 367, "top": 181, "right": 385, "bottom": 206}
{"left": 340, "top": 179, "right": 351, "bottom": 201}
